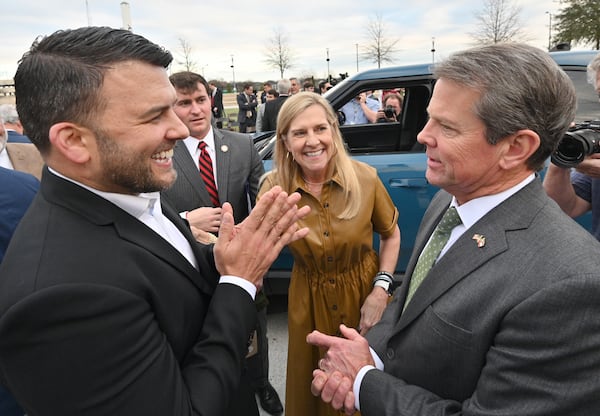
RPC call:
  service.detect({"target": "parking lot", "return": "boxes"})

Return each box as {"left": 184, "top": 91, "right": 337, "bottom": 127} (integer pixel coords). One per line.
{"left": 259, "top": 295, "right": 288, "bottom": 416}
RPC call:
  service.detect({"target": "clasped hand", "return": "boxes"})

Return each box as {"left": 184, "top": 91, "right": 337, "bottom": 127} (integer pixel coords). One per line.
{"left": 213, "top": 186, "right": 310, "bottom": 289}
{"left": 306, "top": 324, "right": 375, "bottom": 415}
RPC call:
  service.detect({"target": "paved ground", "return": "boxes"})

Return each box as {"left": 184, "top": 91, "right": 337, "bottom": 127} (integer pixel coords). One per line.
{"left": 258, "top": 295, "right": 288, "bottom": 416}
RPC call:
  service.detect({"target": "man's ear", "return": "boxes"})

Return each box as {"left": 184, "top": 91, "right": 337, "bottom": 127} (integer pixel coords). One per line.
{"left": 499, "top": 129, "right": 540, "bottom": 170}
{"left": 48, "top": 122, "right": 94, "bottom": 164}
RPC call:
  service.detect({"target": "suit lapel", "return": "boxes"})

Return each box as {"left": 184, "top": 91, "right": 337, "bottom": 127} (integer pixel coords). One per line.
{"left": 213, "top": 129, "right": 231, "bottom": 204}
{"left": 41, "top": 168, "right": 214, "bottom": 295}
{"left": 397, "top": 181, "right": 543, "bottom": 330}
{"left": 173, "top": 141, "right": 212, "bottom": 207}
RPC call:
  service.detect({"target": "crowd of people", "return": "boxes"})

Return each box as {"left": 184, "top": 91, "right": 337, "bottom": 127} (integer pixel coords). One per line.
{"left": 1, "top": 25, "right": 600, "bottom": 416}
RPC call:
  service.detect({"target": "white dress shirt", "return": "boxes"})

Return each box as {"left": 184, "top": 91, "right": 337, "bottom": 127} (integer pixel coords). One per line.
{"left": 354, "top": 174, "right": 536, "bottom": 410}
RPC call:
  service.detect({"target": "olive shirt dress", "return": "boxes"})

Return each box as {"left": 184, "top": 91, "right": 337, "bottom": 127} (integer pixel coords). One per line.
{"left": 258, "top": 160, "right": 399, "bottom": 416}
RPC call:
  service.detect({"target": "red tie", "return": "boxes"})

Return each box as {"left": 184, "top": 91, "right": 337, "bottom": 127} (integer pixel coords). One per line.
{"left": 198, "top": 141, "right": 220, "bottom": 207}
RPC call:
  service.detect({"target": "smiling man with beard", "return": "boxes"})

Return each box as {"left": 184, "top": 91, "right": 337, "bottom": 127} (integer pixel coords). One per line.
{"left": 0, "top": 26, "right": 310, "bottom": 416}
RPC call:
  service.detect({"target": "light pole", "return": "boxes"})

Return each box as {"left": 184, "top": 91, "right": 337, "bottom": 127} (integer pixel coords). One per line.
{"left": 326, "top": 48, "right": 330, "bottom": 81}
{"left": 230, "top": 55, "right": 236, "bottom": 93}
{"left": 355, "top": 43, "right": 359, "bottom": 72}
{"left": 546, "top": 11, "right": 553, "bottom": 50}
{"left": 431, "top": 37, "right": 436, "bottom": 64}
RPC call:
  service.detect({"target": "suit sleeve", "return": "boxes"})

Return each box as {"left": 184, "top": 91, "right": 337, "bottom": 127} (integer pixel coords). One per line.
{"left": 0, "top": 282, "right": 256, "bottom": 416}
{"left": 359, "top": 275, "right": 600, "bottom": 415}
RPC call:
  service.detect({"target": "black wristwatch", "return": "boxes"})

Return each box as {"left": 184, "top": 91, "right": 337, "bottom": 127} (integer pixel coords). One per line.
{"left": 372, "top": 271, "right": 394, "bottom": 296}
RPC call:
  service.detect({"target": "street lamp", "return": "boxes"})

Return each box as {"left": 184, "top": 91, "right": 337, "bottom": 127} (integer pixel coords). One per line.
{"left": 355, "top": 43, "right": 359, "bottom": 72}
{"left": 431, "top": 37, "right": 436, "bottom": 64}
{"left": 326, "top": 48, "right": 330, "bottom": 81}
{"left": 546, "top": 11, "right": 553, "bottom": 51}
{"left": 230, "top": 55, "right": 236, "bottom": 93}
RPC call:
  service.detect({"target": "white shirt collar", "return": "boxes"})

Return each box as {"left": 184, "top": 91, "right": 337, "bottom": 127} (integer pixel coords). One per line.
{"left": 452, "top": 174, "right": 536, "bottom": 229}
{"left": 47, "top": 166, "right": 161, "bottom": 220}
{"left": 183, "top": 126, "right": 216, "bottom": 156}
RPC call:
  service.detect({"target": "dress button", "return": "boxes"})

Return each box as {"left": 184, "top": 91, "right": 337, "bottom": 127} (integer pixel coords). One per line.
{"left": 386, "top": 349, "right": 395, "bottom": 359}
{"left": 327, "top": 256, "right": 333, "bottom": 262}
{"left": 324, "top": 231, "right": 329, "bottom": 237}
{"left": 332, "top": 305, "right": 338, "bottom": 310}
{"left": 329, "top": 278, "right": 335, "bottom": 284}
{"left": 324, "top": 203, "right": 329, "bottom": 208}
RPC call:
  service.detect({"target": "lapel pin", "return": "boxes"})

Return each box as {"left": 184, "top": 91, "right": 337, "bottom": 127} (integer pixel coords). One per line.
{"left": 472, "top": 234, "right": 486, "bottom": 248}
{"left": 220, "top": 144, "right": 229, "bottom": 153}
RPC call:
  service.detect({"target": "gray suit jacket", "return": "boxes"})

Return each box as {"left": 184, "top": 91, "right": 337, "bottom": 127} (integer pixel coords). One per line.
{"left": 363, "top": 179, "right": 600, "bottom": 415}
{"left": 162, "top": 129, "right": 265, "bottom": 224}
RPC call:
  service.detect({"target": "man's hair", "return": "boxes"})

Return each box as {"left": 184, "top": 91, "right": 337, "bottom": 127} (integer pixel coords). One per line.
{"left": 276, "top": 79, "right": 291, "bottom": 94}
{"left": 14, "top": 26, "right": 172, "bottom": 155}
{"left": 0, "top": 104, "right": 20, "bottom": 125}
{"left": 434, "top": 43, "right": 576, "bottom": 171}
{"left": 587, "top": 52, "right": 600, "bottom": 89}
{"left": 169, "top": 71, "right": 210, "bottom": 96}
{"left": 382, "top": 92, "right": 403, "bottom": 108}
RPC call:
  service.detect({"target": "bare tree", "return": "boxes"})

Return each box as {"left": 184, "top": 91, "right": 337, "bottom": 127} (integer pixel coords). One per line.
{"left": 470, "top": 0, "right": 528, "bottom": 44}
{"left": 264, "top": 27, "right": 294, "bottom": 79}
{"left": 175, "top": 37, "right": 197, "bottom": 72}
{"left": 362, "top": 13, "right": 399, "bottom": 69}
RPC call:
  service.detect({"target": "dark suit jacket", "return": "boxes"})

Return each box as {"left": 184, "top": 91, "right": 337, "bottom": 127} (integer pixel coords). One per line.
{"left": 363, "top": 179, "right": 600, "bottom": 415}
{"left": 262, "top": 95, "right": 288, "bottom": 132}
{"left": 162, "top": 129, "right": 265, "bottom": 224}
{"left": 0, "top": 167, "right": 39, "bottom": 263}
{"left": 236, "top": 93, "right": 257, "bottom": 125}
{"left": 6, "top": 130, "right": 30, "bottom": 143}
{"left": 0, "top": 168, "right": 257, "bottom": 415}
{"left": 212, "top": 87, "right": 224, "bottom": 119}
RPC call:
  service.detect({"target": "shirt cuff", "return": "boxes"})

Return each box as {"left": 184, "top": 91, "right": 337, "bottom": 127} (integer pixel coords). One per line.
{"left": 353, "top": 347, "right": 384, "bottom": 411}
{"left": 219, "top": 275, "right": 257, "bottom": 300}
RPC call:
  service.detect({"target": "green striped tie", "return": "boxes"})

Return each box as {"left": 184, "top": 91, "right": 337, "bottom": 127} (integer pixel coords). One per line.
{"left": 404, "top": 206, "right": 462, "bottom": 310}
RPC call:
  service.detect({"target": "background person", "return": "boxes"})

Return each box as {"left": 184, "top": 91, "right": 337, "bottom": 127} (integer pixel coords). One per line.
{"left": 0, "top": 117, "right": 43, "bottom": 179}
{"left": 0, "top": 104, "right": 30, "bottom": 143}
{"left": 164, "top": 71, "right": 283, "bottom": 415}
{"left": 256, "top": 89, "right": 279, "bottom": 133}
{"left": 262, "top": 78, "right": 291, "bottom": 132}
{"left": 543, "top": 52, "right": 600, "bottom": 241}
{"left": 237, "top": 83, "right": 258, "bottom": 133}
{"left": 208, "top": 80, "right": 224, "bottom": 129}
{"left": 258, "top": 92, "right": 400, "bottom": 416}
{"left": 0, "top": 26, "right": 309, "bottom": 416}
{"left": 339, "top": 92, "right": 379, "bottom": 125}
{"left": 375, "top": 92, "right": 403, "bottom": 123}
{"left": 308, "top": 43, "right": 600, "bottom": 416}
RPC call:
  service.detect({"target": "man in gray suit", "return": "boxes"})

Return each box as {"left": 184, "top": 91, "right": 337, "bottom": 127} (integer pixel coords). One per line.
{"left": 307, "top": 43, "right": 600, "bottom": 415}
{"left": 163, "top": 72, "right": 283, "bottom": 415}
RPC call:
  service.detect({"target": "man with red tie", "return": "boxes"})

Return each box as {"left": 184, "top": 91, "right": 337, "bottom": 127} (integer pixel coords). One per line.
{"left": 163, "top": 72, "right": 284, "bottom": 415}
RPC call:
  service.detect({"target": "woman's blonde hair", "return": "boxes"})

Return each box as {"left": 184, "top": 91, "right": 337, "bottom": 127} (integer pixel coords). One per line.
{"left": 271, "top": 92, "right": 360, "bottom": 219}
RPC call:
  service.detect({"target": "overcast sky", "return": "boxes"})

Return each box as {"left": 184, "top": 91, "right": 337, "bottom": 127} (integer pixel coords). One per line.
{"left": 1, "top": 1, "right": 576, "bottom": 83}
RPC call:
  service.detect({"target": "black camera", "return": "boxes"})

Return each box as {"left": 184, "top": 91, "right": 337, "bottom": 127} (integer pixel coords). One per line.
{"left": 551, "top": 120, "right": 600, "bottom": 168}
{"left": 384, "top": 105, "right": 395, "bottom": 119}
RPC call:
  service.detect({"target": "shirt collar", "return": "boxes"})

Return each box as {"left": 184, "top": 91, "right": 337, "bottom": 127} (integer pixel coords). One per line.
{"left": 48, "top": 167, "right": 161, "bottom": 220}
{"left": 452, "top": 173, "right": 535, "bottom": 229}
{"left": 291, "top": 168, "right": 343, "bottom": 193}
{"left": 183, "top": 126, "right": 216, "bottom": 155}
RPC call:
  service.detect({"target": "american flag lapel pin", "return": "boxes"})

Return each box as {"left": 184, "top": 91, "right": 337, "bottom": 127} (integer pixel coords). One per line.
{"left": 472, "top": 234, "right": 486, "bottom": 248}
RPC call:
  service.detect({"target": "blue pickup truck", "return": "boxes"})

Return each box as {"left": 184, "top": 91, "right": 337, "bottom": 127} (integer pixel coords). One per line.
{"left": 256, "top": 50, "right": 600, "bottom": 295}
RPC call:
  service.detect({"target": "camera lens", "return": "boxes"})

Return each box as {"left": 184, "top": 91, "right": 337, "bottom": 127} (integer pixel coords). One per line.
{"left": 384, "top": 105, "right": 395, "bottom": 119}
{"left": 551, "top": 129, "right": 600, "bottom": 168}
